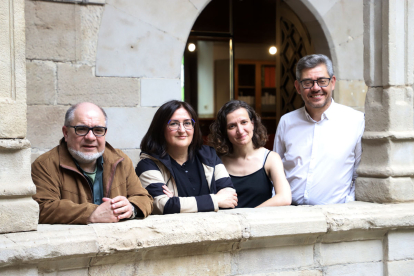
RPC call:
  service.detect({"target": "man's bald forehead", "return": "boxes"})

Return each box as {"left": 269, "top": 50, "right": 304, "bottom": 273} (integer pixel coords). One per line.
{"left": 75, "top": 102, "right": 104, "bottom": 116}
{"left": 64, "top": 102, "right": 107, "bottom": 126}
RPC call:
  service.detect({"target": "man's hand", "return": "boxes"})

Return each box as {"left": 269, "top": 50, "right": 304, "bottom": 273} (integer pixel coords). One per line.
{"left": 88, "top": 196, "right": 134, "bottom": 223}
{"left": 216, "top": 188, "right": 238, "bottom": 209}
{"left": 104, "top": 196, "right": 133, "bottom": 220}
{"left": 88, "top": 199, "right": 119, "bottom": 223}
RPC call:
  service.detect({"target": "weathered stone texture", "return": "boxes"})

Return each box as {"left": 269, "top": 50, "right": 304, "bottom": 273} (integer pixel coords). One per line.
{"left": 38, "top": 257, "right": 91, "bottom": 275}
{"left": 317, "top": 240, "right": 382, "bottom": 266}
{"left": 236, "top": 271, "right": 322, "bottom": 276}
{"left": 357, "top": 139, "right": 414, "bottom": 177}
{"left": 387, "top": 260, "right": 414, "bottom": 276}
{"left": 140, "top": 78, "right": 181, "bottom": 107}
{"left": 1, "top": 203, "right": 414, "bottom": 274}
{"left": 89, "top": 253, "right": 231, "bottom": 276}
{"left": 104, "top": 107, "right": 158, "bottom": 149}
{"left": 40, "top": 268, "right": 88, "bottom": 276}
{"left": 356, "top": 177, "right": 414, "bottom": 203}
{"left": 382, "top": 1, "right": 414, "bottom": 86}
{"left": 78, "top": 5, "right": 104, "bottom": 66}
{"left": 91, "top": 212, "right": 243, "bottom": 255}
{"left": 335, "top": 80, "right": 367, "bottom": 111}
{"left": 228, "top": 206, "right": 327, "bottom": 239}
{"left": 1, "top": 224, "right": 98, "bottom": 266}
{"left": 27, "top": 105, "right": 67, "bottom": 149}
{"left": 323, "top": 262, "right": 383, "bottom": 276}
{"left": 387, "top": 230, "right": 414, "bottom": 261}
{"left": 358, "top": 0, "right": 414, "bottom": 203}
{"left": 96, "top": 1, "right": 199, "bottom": 78}
{"left": 25, "top": 0, "right": 76, "bottom": 61}
{"left": 26, "top": 60, "right": 56, "bottom": 105}
{"left": 189, "top": 0, "right": 210, "bottom": 11}
{"left": 0, "top": 147, "right": 35, "bottom": 196}
{"left": 363, "top": 0, "right": 382, "bottom": 87}
{"left": 0, "top": 266, "right": 37, "bottom": 276}
{"left": 0, "top": 103, "right": 27, "bottom": 138}
{"left": 318, "top": 202, "right": 414, "bottom": 231}
{"left": 231, "top": 245, "right": 314, "bottom": 274}
{"left": 57, "top": 64, "right": 139, "bottom": 107}
{"left": 0, "top": 197, "right": 38, "bottom": 234}
{"left": 364, "top": 87, "right": 413, "bottom": 132}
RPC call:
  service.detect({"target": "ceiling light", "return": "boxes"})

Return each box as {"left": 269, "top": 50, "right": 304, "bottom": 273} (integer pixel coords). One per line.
{"left": 188, "top": 43, "right": 196, "bottom": 52}
{"left": 269, "top": 46, "right": 277, "bottom": 55}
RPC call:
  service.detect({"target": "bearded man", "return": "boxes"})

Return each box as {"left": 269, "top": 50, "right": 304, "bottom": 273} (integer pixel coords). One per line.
{"left": 32, "top": 102, "right": 153, "bottom": 224}
{"left": 273, "top": 54, "right": 365, "bottom": 205}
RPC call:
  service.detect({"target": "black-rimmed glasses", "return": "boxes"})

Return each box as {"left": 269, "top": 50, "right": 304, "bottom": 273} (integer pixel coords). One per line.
{"left": 299, "top": 78, "right": 331, "bottom": 89}
{"left": 69, "top": 125, "right": 107, "bottom": 137}
{"left": 167, "top": 119, "right": 195, "bottom": 131}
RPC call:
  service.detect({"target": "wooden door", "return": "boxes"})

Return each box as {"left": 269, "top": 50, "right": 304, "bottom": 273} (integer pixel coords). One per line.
{"left": 275, "top": 2, "right": 314, "bottom": 123}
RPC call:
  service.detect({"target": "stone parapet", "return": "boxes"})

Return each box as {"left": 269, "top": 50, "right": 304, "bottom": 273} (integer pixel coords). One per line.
{"left": 1, "top": 202, "right": 414, "bottom": 275}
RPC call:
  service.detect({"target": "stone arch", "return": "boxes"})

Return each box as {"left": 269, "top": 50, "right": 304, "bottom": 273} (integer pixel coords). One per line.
{"left": 95, "top": 0, "right": 360, "bottom": 107}
{"left": 95, "top": 0, "right": 337, "bottom": 79}
{"left": 283, "top": 0, "right": 337, "bottom": 76}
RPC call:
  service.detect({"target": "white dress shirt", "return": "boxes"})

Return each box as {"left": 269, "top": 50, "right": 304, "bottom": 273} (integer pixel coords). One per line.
{"left": 273, "top": 100, "right": 365, "bottom": 205}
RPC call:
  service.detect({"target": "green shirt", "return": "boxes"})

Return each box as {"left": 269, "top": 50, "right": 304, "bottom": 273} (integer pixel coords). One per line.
{"left": 74, "top": 156, "right": 104, "bottom": 205}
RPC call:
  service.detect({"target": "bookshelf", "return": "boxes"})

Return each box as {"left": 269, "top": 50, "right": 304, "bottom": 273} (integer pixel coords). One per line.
{"left": 234, "top": 60, "right": 276, "bottom": 119}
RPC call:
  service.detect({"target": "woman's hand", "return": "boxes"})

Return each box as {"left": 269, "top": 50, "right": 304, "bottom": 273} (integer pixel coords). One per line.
{"left": 163, "top": 185, "right": 174, "bottom": 198}
{"left": 216, "top": 188, "right": 238, "bottom": 208}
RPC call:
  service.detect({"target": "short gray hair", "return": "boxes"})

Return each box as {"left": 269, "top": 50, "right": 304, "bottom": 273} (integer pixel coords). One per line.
{"left": 296, "top": 54, "right": 334, "bottom": 80}
{"left": 64, "top": 103, "right": 108, "bottom": 126}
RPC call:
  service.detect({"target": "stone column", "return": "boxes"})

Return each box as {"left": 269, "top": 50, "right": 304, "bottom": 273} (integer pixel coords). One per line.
{"left": 356, "top": 0, "right": 414, "bottom": 202}
{"left": 0, "top": 0, "right": 38, "bottom": 233}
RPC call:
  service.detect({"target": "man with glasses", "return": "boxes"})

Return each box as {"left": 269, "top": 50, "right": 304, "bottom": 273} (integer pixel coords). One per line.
{"left": 32, "top": 102, "right": 153, "bottom": 224}
{"left": 273, "top": 54, "right": 365, "bottom": 205}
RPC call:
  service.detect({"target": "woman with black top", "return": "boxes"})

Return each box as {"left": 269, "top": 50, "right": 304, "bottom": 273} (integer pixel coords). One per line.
{"left": 209, "top": 100, "right": 291, "bottom": 208}
{"left": 135, "top": 100, "right": 237, "bottom": 214}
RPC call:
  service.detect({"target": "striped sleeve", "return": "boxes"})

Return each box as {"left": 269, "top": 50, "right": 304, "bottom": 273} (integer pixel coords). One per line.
{"left": 136, "top": 158, "right": 215, "bottom": 214}
{"left": 136, "top": 158, "right": 180, "bottom": 215}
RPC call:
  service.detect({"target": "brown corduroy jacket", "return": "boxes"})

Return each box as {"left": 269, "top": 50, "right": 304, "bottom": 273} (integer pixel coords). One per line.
{"left": 32, "top": 139, "right": 153, "bottom": 224}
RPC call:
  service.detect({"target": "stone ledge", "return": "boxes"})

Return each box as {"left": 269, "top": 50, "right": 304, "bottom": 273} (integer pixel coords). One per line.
{"left": 34, "top": 0, "right": 105, "bottom": 4}
{"left": 0, "top": 139, "right": 31, "bottom": 150}
{"left": 1, "top": 202, "right": 414, "bottom": 269}
{"left": 363, "top": 131, "right": 414, "bottom": 140}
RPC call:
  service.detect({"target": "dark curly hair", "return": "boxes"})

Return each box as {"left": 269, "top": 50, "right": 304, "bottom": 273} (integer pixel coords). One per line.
{"left": 140, "top": 100, "right": 203, "bottom": 160}
{"left": 209, "top": 100, "right": 268, "bottom": 156}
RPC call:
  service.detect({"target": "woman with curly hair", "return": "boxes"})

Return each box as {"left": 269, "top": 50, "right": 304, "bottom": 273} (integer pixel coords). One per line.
{"left": 209, "top": 100, "right": 291, "bottom": 208}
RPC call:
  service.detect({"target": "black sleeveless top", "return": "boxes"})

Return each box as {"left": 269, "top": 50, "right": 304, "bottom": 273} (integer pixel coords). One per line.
{"left": 230, "top": 150, "right": 273, "bottom": 208}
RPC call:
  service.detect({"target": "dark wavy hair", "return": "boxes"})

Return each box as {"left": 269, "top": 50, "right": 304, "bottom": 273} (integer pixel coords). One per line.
{"left": 209, "top": 100, "right": 267, "bottom": 156}
{"left": 140, "top": 100, "right": 203, "bottom": 160}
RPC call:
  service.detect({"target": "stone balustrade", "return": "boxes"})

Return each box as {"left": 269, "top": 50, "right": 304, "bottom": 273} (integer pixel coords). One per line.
{"left": 1, "top": 202, "right": 414, "bottom": 275}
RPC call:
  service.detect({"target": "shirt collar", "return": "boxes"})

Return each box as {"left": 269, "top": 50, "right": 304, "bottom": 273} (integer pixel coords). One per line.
{"left": 303, "top": 98, "right": 335, "bottom": 122}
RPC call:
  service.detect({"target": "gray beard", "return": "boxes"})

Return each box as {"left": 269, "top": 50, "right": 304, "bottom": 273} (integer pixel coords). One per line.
{"left": 68, "top": 147, "right": 104, "bottom": 164}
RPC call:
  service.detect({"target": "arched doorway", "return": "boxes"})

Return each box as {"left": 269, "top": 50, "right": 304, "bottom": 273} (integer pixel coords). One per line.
{"left": 183, "top": 0, "right": 314, "bottom": 145}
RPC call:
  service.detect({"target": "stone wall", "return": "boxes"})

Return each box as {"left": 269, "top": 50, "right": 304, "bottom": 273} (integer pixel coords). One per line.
{"left": 25, "top": 0, "right": 366, "bottom": 165}
{"left": 25, "top": 0, "right": 159, "bottom": 165}
{"left": 2, "top": 202, "right": 414, "bottom": 275}
{"left": 285, "top": 0, "right": 367, "bottom": 112}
